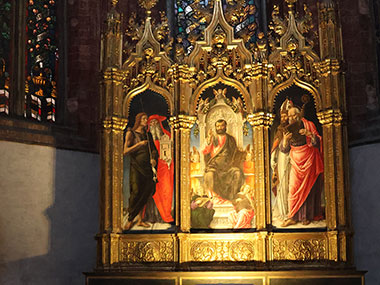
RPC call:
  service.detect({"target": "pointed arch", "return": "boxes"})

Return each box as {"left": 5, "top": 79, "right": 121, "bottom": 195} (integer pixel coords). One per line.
{"left": 269, "top": 74, "right": 322, "bottom": 113}
{"left": 190, "top": 72, "right": 252, "bottom": 115}
{"left": 122, "top": 77, "right": 173, "bottom": 118}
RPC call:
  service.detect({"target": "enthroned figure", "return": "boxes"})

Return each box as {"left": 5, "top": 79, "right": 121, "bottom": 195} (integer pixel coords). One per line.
{"left": 202, "top": 119, "right": 245, "bottom": 202}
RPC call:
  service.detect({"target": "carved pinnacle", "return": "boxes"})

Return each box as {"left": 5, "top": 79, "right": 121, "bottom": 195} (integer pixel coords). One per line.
{"left": 286, "top": 0, "right": 297, "bottom": 10}
{"left": 138, "top": 0, "right": 158, "bottom": 15}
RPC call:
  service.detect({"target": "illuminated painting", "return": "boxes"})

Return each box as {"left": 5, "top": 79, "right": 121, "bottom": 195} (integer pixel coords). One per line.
{"left": 122, "top": 90, "right": 174, "bottom": 232}
{"left": 270, "top": 86, "right": 325, "bottom": 229}
{"left": 190, "top": 84, "right": 255, "bottom": 230}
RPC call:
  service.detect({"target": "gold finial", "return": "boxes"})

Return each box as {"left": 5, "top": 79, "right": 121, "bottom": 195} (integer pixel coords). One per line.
{"left": 111, "top": 0, "right": 119, "bottom": 7}
{"left": 138, "top": 0, "right": 158, "bottom": 16}
{"left": 286, "top": 0, "right": 297, "bottom": 10}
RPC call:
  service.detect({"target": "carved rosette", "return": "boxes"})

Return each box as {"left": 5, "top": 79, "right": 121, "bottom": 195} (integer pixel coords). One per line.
{"left": 181, "top": 233, "right": 265, "bottom": 262}
{"left": 120, "top": 240, "right": 175, "bottom": 263}
{"left": 190, "top": 240, "right": 255, "bottom": 262}
{"left": 273, "top": 239, "right": 327, "bottom": 261}
{"left": 270, "top": 233, "right": 328, "bottom": 261}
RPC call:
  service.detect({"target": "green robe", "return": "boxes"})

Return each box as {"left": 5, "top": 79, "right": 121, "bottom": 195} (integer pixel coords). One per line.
{"left": 127, "top": 130, "right": 158, "bottom": 222}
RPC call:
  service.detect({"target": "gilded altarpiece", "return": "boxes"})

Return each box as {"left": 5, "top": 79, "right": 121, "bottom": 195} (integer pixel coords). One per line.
{"left": 93, "top": 0, "right": 362, "bottom": 283}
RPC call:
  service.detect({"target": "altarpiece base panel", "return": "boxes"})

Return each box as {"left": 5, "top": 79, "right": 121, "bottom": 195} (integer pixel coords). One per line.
{"left": 94, "top": 0, "right": 361, "bottom": 282}
{"left": 85, "top": 270, "right": 364, "bottom": 285}
{"left": 96, "top": 231, "right": 348, "bottom": 266}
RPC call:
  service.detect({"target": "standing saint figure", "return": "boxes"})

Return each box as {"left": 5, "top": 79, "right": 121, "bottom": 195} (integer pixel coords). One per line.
{"left": 271, "top": 99, "right": 292, "bottom": 222}
{"left": 123, "top": 112, "right": 158, "bottom": 230}
{"left": 280, "top": 107, "right": 324, "bottom": 227}
{"left": 202, "top": 119, "right": 245, "bottom": 202}
{"left": 146, "top": 115, "right": 174, "bottom": 223}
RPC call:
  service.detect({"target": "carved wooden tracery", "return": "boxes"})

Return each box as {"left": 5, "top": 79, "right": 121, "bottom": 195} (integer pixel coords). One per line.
{"left": 97, "top": 0, "right": 351, "bottom": 269}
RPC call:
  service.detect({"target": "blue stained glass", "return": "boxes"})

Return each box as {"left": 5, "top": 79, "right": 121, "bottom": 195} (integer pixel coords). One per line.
{"left": 174, "top": 0, "right": 259, "bottom": 53}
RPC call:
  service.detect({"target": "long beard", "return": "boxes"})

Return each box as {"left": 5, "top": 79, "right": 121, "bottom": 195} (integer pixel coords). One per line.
{"left": 289, "top": 114, "right": 302, "bottom": 124}
{"left": 150, "top": 125, "right": 163, "bottom": 140}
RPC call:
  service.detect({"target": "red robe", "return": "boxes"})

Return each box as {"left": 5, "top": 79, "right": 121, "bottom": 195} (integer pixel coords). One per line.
{"left": 288, "top": 118, "right": 323, "bottom": 219}
{"left": 229, "top": 209, "right": 255, "bottom": 229}
{"left": 148, "top": 115, "right": 174, "bottom": 223}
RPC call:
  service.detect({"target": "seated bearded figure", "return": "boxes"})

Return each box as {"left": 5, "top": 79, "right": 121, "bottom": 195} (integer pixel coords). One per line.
{"left": 202, "top": 119, "right": 245, "bottom": 202}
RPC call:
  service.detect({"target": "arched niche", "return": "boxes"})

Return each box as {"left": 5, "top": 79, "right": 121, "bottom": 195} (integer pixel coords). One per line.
{"left": 190, "top": 75, "right": 252, "bottom": 116}
{"left": 189, "top": 82, "right": 255, "bottom": 230}
{"left": 121, "top": 82, "right": 175, "bottom": 233}
{"left": 122, "top": 77, "right": 174, "bottom": 119}
{"left": 269, "top": 84, "right": 325, "bottom": 229}
{"left": 269, "top": 76, "right": 323, "bottom": 115}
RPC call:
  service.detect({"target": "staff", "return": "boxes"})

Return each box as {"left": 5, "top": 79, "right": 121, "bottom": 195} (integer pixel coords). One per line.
{"left": 139, "top": 98, "right": 158, "bottom": 182}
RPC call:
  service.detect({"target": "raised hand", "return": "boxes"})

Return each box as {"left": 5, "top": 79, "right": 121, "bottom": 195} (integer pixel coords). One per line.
{"left": 207, "top": 129, "right": 213, "bottom": 144}
{"left": 284, "top": 131, "right": 292, "bottom": 142}
{"left": 299, "top": 128, "right": 312, "bottom": 137}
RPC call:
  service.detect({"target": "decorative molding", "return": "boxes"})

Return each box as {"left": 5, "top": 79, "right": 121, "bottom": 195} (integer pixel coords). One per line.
{"left": 120, "top": 240, "right": 175, "bottom": 263}
{"left": 271, "top": 233, "right": 328, "bottom": 261}
{"left": 317, "top": 109, "right": 343, "bottom": 125}
{"left": 190, "top": 240, "right": 255, "bottom": 262}
{"left": 247, "top": 112, "right": 274, "bottom": 127}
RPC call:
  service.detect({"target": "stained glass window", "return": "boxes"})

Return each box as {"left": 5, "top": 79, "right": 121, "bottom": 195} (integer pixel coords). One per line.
{"left": 174, "top": 0, "right": 259, "bottom": 54}
{"left": 0, "top": 0, "right": 11, "bottom": 115}
{"left": 25, "top": 0, "right": 58, "bottom": 122}
{"left": 234, "top": 0, "right": 258, "bottom": 44}
{"left": 175, "top": 0, "right": 208, "bottom": 54}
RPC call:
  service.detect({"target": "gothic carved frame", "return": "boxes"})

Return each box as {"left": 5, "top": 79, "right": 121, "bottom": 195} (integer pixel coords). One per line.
{"left": 97, "top": 0, "right": 352, "bottom": 270}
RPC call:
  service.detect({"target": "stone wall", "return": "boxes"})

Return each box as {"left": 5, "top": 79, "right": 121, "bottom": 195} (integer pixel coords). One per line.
{"left": 350, "top": 143, "right": 380, "bottom": 285}
{"left": 0, "top": 141, "right": 99, "bottom": 285}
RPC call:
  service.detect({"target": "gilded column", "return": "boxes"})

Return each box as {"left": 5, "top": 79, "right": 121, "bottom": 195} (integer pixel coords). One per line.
{"left": 248, "top": 61, "right": 272, "bottom": 231}
{"left": 317, "top": 1, "right": 350, "bottom": 263}
{"left": 317, "top": 1, "right": 351, "bottom": 263}
{"left": 318, "top": 109, "right": 349, "bottom": 262}
{"left": 169, "top": 115, "right": 196, "bottom": 233}
{"left": 97, "top": 1, "right": 125, "bottom": 269}
{"left": 247, "top": 112, "right": 273, "bottom": 231}
{"left": 168, "top": 64, "right": 193, "bottom": 229}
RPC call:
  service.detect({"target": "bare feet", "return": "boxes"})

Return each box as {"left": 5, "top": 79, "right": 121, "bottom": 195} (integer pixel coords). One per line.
{"left": 281, "top": 218, "right": 297, "bottom": 227}
{"left": 137, "top": 221, "right": 150, "bottom": 228}
{"left": 123, "top": 220, "right": 135, "bottom": 231}
{"left": 302, "top": 219, "right": 311, "bottom": 225}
